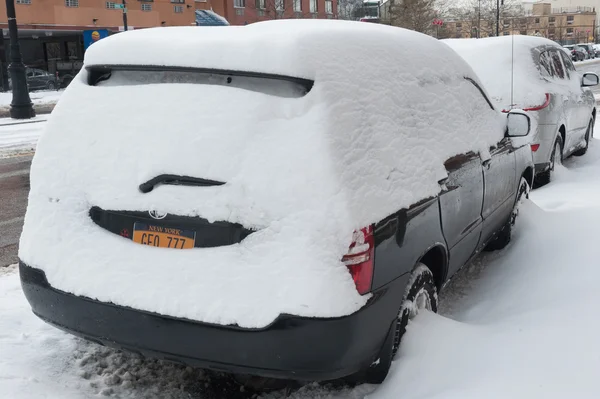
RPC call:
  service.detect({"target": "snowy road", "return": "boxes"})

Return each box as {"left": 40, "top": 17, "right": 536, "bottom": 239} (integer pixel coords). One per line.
{"left": 3, "top": 123, "right": 600, "bottom": 398}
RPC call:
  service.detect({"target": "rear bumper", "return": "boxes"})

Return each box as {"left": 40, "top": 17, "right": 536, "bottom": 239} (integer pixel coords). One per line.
{"left": 19, "top": 261, "right": 401, "bottom": 381}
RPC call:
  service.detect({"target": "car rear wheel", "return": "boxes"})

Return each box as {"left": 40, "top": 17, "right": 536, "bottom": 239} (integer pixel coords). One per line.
{"left": 573, "top": 119, "right": 593, "bottom": 157}
{"left": 357, "top": 264, "right": 438, "bottom": 384}
{"left": 535, "top": 136, "right": 563, "bottom": 187}
{"left": 485, "top": 176, "right": 530, "bottom": 251}
{"left": 46, "top": 81, "right": 56, "bottom": 90}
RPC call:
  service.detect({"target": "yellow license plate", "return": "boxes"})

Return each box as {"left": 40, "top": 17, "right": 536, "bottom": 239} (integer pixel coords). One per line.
{"left": 132, "top": 222, "right": 196, "bottom": 249}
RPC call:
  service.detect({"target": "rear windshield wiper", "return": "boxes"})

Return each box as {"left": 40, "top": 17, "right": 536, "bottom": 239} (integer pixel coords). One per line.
{"left": 139, "top": 174, "right": 225, "bottom": 193}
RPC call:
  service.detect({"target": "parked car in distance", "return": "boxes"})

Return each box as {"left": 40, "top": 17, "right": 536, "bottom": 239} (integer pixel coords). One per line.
{"left": 577, "top": 43, "right": 596, "bottom": 59}
{"left": 564, "top": 45, "right": 586, "bottom": 61}
{"left": 8, "top": 67, "right": 59, "bottom": 91}
{"left": 593, "top": 44, "right": 600, "bottom": 57}
{"left": 19, "top": 21, "right": 534, "bottom": 387}
{"left": 446, "top": 36, "right": 598, "bottom": 186}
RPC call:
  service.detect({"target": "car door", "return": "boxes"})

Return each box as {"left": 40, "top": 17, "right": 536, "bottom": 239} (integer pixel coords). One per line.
{"left": 561, "top": 50, "right": 593, "bottom": 142}
{"left": 480, "top": 137, "right": 517, "bottom": 245}
{"left": 438, "top": 152, "right": 484, "bottom": 277}
{"left": 550, "top": 49, "right": 586, "bottom": 150}
{"left": 25, "top": 69, "right": 35, "bottom": 90}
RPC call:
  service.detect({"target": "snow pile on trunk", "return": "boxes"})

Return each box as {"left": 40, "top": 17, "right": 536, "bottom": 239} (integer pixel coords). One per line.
{"left": 444, "top": 36, "right": 576, "bottom": 110}
{"left": 19, "top": 20, "right": 505, "bottom": 328}
{"left": 369, "top": 141, "right": 600, "bottom": 398}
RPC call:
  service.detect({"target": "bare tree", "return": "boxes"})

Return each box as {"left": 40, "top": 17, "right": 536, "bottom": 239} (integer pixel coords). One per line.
{"left": 387, "top": 0, "right": 440, "bottom": 34}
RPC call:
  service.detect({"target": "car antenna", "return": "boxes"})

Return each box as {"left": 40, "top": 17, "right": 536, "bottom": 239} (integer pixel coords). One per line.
{"left": 510, "top": 33, "right": 515, "bottom": 109}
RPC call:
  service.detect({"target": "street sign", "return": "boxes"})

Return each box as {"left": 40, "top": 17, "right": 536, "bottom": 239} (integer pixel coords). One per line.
{"left": 114, "top": 3, "right": 125, "bottom": 8}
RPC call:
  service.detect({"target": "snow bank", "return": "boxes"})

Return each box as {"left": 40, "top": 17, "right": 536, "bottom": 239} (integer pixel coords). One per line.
{"left": 444, "top": 36, "right": 576, "bottom": 110}
{"left": 20, "top": 20, "right": 506, "bottom": 328}
{"left": 368, "top": 139, "right": 600, "bottom": 399}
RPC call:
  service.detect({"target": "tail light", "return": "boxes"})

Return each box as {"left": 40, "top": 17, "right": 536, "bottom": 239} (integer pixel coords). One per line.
{"left": 342, "top": 226, "right": 374, "bottom": 295}
{"left": 530, "top": 144, "right": 540, "bottom": 152}
{"left": 502, "top": 93, "right": 551, "bottom": 113}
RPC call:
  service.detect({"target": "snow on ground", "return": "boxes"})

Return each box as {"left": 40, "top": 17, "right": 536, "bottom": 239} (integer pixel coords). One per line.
{"left": 0, "top": 118, "right": 47, "bottom": 158}
{"left": 0, "top": 90, "right": 62, "bottom": 107}
{"left": 3, "top": 122, "right": 600, "bottom": 398}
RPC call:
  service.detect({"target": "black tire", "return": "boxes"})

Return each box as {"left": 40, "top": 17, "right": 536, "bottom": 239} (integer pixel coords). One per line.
{"left": 46, "top": 81, "right": 55, "bottom": 90}
{"left": 359, "top": 264, "right": 438, "bottom": 384}
{"left": 534, "top": 135, "right": 563, "bottom": 187}
{"left": 573, "top": 118, "right": 593, "bottom": 157}
{"left": 485, "top": 176, "right": 530, "bottom": 251}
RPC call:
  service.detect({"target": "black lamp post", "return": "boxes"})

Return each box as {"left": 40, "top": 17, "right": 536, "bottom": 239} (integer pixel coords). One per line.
{"left": 5, "top": 0, "right": 34, "bottom": 119}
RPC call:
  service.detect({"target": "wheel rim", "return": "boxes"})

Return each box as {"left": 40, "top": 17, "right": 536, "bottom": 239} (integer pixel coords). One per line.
{"left": 551, "top": 142, "right": 562, "bottom": 170}
{"left": 407, "top": 288, "right": 432, "bottom": 320}
{"left": 510, "top": 179, "right": 530, "bottom": 227}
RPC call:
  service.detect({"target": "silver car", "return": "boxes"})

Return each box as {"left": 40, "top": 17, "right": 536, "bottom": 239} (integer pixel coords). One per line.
{"left": 445, "top": 36, "right": 598, "bottom": 186}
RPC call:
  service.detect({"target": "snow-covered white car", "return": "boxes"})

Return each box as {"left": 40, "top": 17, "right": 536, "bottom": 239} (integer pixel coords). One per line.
{"left": 445, "top": 36, "right": 598, "bottom": 186}
{"left": 19, "top": 20, "right": 533, "bottom": 385}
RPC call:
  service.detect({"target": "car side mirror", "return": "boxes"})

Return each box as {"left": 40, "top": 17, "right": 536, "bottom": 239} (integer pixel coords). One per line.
{"left": 582, "top": 73, "right": 599, "bottom": 87}
{"left": 506, "top": 111, "right": 531, "bottom": 137}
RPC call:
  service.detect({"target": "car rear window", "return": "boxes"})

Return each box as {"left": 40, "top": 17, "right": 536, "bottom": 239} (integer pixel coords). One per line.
{"left": 86, "top": 66, "right": 313, "bottom": 98}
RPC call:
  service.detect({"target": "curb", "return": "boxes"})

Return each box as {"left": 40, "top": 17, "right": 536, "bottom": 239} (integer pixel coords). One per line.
{"left": 0, "top": 103, "right": 55, "bottom": 118}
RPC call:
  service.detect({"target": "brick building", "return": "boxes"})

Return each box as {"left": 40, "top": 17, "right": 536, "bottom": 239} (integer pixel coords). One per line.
{"left": 445, "top": 2, "right": 597, "bottom": 44}
{"left": 0, "top": 0, "right": 337, "bottom": 89}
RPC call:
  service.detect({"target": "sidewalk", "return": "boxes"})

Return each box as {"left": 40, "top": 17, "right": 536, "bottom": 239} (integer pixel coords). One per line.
{"left": 0, "top": 90, "right": 62, "bottom": 118}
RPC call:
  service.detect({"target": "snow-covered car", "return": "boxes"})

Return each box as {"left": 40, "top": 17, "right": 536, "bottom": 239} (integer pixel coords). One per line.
{"left": 19, "top": 21, "right": 534, "bottom": 385}
{"left": 445, "top": 36, "right": 598, "bottom": 186}
{"left": 577, "top": 43, "right": 596, "bottom": 59}
{"left": 564, "top": 45, "right": 585, "bottom": 62}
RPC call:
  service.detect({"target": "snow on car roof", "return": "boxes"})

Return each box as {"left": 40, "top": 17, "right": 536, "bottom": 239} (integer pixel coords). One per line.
{"left": 86, "top": 20, "right": 473, "bottom": 82}
{"left": 444, "top": 35, "right": 560, "bottom": 109}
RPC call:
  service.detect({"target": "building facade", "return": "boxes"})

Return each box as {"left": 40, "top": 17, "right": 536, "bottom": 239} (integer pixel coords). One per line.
{"left": 0, "top": 0, "right": 336, "bottom": 89}
{"left": 445, "top": 2, "right": 596, "bottom": 44}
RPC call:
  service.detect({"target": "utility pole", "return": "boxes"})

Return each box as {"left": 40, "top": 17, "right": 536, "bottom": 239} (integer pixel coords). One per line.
{"left": 122, "top": 0, "right": 128, "bottom": 31}
{"left": 496, "top": 0, "right": 500, "bottom": 36}
{"left": 478, "top": 0, "right": 481, "bottom": 38}
{"left": 5, "top": 0, "right": 34, "bottom": 119}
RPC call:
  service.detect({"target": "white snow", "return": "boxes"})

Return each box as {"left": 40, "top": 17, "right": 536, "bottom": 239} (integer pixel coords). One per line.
{"left": 0, "top": 90, "right": 62, "bottom": 107}
{"left": 0, "top": 118, "right": 47, "bottom": 157}
{"left": 19, "top": 20, "right": 507, "bottom": 328}
{"left": 4, "top": 126, "right": 600, "bottom": 398}
{"left": 443, "top": 36, "right": 577, "bottom": 110}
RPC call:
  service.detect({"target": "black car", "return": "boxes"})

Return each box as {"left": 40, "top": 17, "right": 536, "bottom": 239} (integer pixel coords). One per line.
{"left": 19, "top": 21, "right": 536, "bottom": 387}
{"left": 9, "top": 68, "right": 59, "bottom": 91}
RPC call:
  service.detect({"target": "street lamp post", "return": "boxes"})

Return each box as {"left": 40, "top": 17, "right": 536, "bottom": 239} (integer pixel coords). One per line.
{"left": 5, "top": 0, "right": 34, "bottom": 119}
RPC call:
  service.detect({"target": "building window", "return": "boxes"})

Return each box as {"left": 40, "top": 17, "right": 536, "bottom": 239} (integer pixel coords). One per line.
{"left": 535, "top": 18, "right": 539, "bottom": 23}
{"left": 255, "top": 0, "right": 264, "bottom": 8}
{"left": 234, "top": 0, "right": 245, "bottom": 7}
{"left": 503, "top": 32, "right": 509, "bottom": 35}
{"left": 65, "top": 0, "right": 78, "bottom": 7}
{"left": 235, "top": 8, "right": 244, "bottom": 15}
{"left": 567, "top": 27, "right": 573, "bottom": 34}
{"left": 171, "top": 0, "right": 184, "bottom": 2}
{"left": 520, "top": 30, "right": 526, "bottom": 35}
{"left": 293, "top": 0, "right": 301, "bottom": 12}
{"left": 174, "top": 4, "right": 183, "bottom": 12}
{"left": 567, "top": 15, "right": 574, "bottom": 24}
{"left": 456, "top": 23, "right": 462, "bottom": 28}
{"left": 257, "top": 9, "right": 265, "bottom": 15}
{"left": 309, "top": 0, "right": 317, "bottom": 12}
{"left": 549, "top": 16, "right": 555, "bottom": 22}
{"left": 275, "top": 0, "right": 283, "bottom": 10}
{"left": 548, "top": 28, "right": 555, "bottom": 34}
{"left": 325, "top": 0, "right": 332, "bottom": 13}
{"left": 106, "top": 2, "right": 117, "bottom": 9}
{"left": 141, "top": 3, "right": 152, "bottom": 11}
{"left": 16, "top": 0, "right": 31, "bottom": 4}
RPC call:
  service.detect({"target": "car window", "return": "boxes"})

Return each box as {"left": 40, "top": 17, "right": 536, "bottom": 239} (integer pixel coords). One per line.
{"left": 550, "top": 50, "right": 565, "bottom": 79}
{"left": 26, "top": 70, "right": 34, "bottom": 78}
{"left": 560, "top": 50, "right": 576, "bottom": 75}
{"left": 539, "top": 51, "right": 554, "bottom": 78}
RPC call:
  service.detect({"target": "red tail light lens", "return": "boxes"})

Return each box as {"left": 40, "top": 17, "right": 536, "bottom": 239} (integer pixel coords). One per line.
{"left": 342, "top": 226, "right": 374, "bottom": 295}
{"left": 523, "top": 93, "right": 551, "bottom": 112}
{"left": 502, "top": 93, "right": 551, "bottom": 113}
{"left": 531, "top": 144, "right": 540, "bottom": 152}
